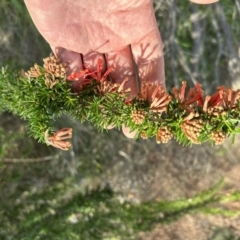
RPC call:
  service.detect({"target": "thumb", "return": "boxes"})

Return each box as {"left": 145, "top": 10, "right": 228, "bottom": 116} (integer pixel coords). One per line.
{"left": 190, "top": 0, "right": 219, "bottom": 3}
{"left": 50, "top": 46, "right": 83, "bottom": 75}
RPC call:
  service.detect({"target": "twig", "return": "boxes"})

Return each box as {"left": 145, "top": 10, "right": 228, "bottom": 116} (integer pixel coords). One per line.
{"left": 235, "top": 0, "right": 240, "bottom": 14}
{"left": 169, "top": 0, "right": 178, "bottom": 87}
{"left": 210, "top": 6, "right": 223, "bottom": 87}
{"left": 153, "top": 0, "right": 164, "bottom": 15}
{"left": 1, "top": 156, "right": 55, "bottom": 163}
{"left": 214, "top": 3, "right": 240, "bottom": 86}
{"left": 176, "top": 44, "right": 197, "bottom": 85}
{"left": 214, "top": 3, "right": 237, "bottom": 58}
{"left": 190, "top": 4, "right": 203, "bottom": 81}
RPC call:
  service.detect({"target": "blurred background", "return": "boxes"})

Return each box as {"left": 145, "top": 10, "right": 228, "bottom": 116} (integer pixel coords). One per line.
{"left": 1, "top": 0, "right": 240, "bottom": 239}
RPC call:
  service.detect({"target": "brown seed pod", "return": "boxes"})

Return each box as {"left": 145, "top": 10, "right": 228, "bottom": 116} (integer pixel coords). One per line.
{"left": 45, "top": 128, "right": 72, "bottom": 151}
{"left": 181, "top": 118, "right": 204, "bottom": 144}
{"left": 156, "top": 126, "right": 172, "bottom": 144}
{"left": 207, "top": 106, "right": 227, "bottom": 116}
{"left": 43, "top": 55, "right": 67, "bottom": 78}
{"left": 140, "top": 132, "right": 148, "bottom": 139}
{"left": 210, "top": 130, "right": 226, "bottom": 145}
{"left": 131, "top": 110, "right": 146, "bottom": 124}
{"left": 96, "top": 77, "right": 130, "bottom": 95}
{"left": 26, "top": 63, "right": 41, "bottom": 78}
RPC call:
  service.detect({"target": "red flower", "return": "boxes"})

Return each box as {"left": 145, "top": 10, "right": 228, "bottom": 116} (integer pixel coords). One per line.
{"left": 220, "top": 86, "right": 240, "bottom": 109}
{"left": 67, "top": 59, "right": 114, "bottom": 82}
{"left": 96, "top": 77, "right": 130, "bottom": 95}
{"left": 172, "top": 82, "right": 204, "bottom": 112}
{"left": 67, "top": 58, "right": 114, "bottom": 93}
{"left": 203, "top": 86, "right": 240, "bottom": 113}
{"left": 141, "top": 82, "right": 172, "bottom": 113}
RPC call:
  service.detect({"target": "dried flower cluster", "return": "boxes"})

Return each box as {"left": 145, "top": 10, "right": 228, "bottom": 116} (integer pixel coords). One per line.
{"left": 140, "top": 132, "right": 148, "bottom": 139}
{"left": 43, "top": 55, "right": 66, "bottom": 78}
{"left": 25, "top": 55, "right": 67, "bottom": 89}
{"left": 45, "top": 128, "right": 73, "bottom": 151}
{"left": 210, "top": 131, "right": 227, "bottom": 145}
{"left": 156, "top": 126, "right": 173, "bottom": 144}
{"left": 206, "top": 105, "right": 227, "bottom": 116}
{"left": 26, "top": 63, "right": 41, "bottom": 78}
{"left": 141, "top": 82, "right": 172, "bottom": 113}
{"left": 96, "top": 77, "right": 130, "bottom": 95}
{"left": 181, "top": 118, "right": 204, "bottom": 144}
{"left": 131, "top": 110, "right": 146, "bottom": 124}
{"left": 172, "top": 82, "right": 240, "bottom": 145}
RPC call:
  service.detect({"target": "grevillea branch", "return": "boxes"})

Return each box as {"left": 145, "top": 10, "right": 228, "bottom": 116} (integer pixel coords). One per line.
{"left": 1, "top": 54, "right": 240, "bottom": 151}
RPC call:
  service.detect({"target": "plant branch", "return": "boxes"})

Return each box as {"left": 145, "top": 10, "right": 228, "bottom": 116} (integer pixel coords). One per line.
{"left": 1, "top": 55, "right": 240, "bottom": 151}
{"left": 2, "top": 156, "right": 54, "bottom": 163}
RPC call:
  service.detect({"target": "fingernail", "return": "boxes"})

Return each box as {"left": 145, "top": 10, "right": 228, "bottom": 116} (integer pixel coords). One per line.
{"left": 122, "top": 125, "right": 137, "bottom": 139}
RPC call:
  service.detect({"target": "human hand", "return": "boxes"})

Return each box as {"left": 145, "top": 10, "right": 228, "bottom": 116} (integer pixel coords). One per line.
{"left": 24, "top": 0, "right": 165, "bottom": 93}
{"left": 24, "top": 0, "right": 165, "bottom": 137}
{"left": 24, "top": 0, "right": 219, "bottom": 138}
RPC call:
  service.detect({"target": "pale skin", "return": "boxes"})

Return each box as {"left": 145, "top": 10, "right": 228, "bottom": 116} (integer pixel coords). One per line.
{"left": 24, "top": 0, "right": 219, "bottom": 138}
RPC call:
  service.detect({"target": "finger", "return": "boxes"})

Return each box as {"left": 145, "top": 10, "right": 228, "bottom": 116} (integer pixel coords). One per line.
{"left": 51, "top": 46, "right": 85, "bottom": 92}
{"left": 131, "top": 29, "right": 165, "bottom": 89}
{"left": 51, "top": 46, "right": 83, "bottom": 75}
{"left": 122, "top": 125, "right": 138, "bottom": 139}
{"left": 106, "top": 46, "right": 138, "bottom": 138}
{"left": 83, "top": 51, "right": 107, "bottom": 76}
{"left": 123, "top": 29, "right": 165, "bottom": 139}
{"left": 190, "top": 0, "right": 219, "bottom": 4}
{"left": 106, "top": 46, "right": 138, "bottom": 97}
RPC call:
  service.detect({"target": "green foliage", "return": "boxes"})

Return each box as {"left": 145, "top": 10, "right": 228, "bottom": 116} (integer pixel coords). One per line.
{"left": 0, "top": 67, "right": 77, "bottom": 142}
{"left": 1, "top": 0, "right": 240, "bottom": 151}
{"left": 1, "top": 179, "right": 240, "bottom": 240}
{"left": 1, "top": 64, "right": 240, "bottom": 149}
{"left": 210, "top": 228, "right": 240, "bottom": 240}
